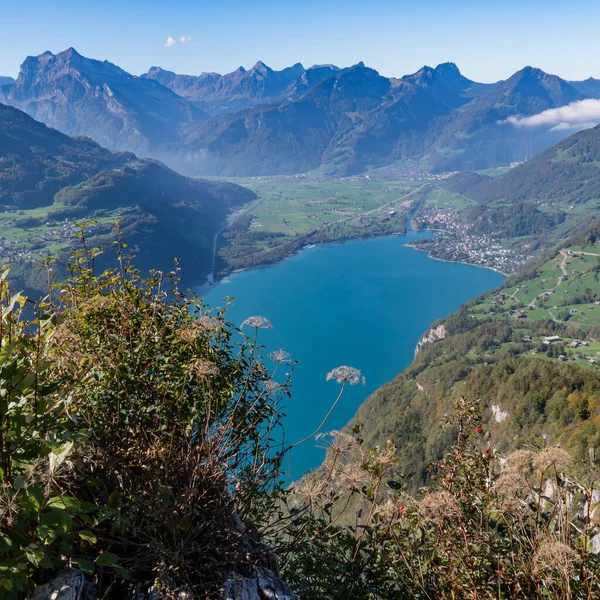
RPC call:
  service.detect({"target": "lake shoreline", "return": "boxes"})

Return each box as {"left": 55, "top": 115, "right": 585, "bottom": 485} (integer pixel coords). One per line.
{"left": 404, "top": 242, "right": 509, "bottom": 277}
{"left": 201, "top": 233, "right": 505, "bottom": 478}
{"left": 201, "top": 228, "right": 414, "bottom": 293}
{"left": 201, "top": 226, "right": 507, "bottom": 295}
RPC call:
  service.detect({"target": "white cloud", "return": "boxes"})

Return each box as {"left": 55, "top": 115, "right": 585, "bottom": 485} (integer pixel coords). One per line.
{"left": 501, "top": 99, "right": 600, "bottom": 132}
{"left": 164, "top": 36, "right": 176, "bottom": 48}
{"left": 179, "top": 36, "right": 192, "bottom": 44}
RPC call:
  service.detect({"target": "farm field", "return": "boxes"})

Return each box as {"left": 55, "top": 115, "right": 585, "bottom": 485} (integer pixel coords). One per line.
{"left": 467, "top": 241, "right": 600, "bottom": 370}
{"left": 0, "top": 203, "right": 122, "bottom": 265}
{"left": 425, "top": 188, "right": 476, "bottom": 212}
{"left": 234, "top": 179, "right": 424, "bottom": 236}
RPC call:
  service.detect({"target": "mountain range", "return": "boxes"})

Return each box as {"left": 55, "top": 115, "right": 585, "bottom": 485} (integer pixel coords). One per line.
{"left": 0, "top": 102, "right": 254, "bottom": 290}
{"left": 143, "top": 61, "right": 342, "bottom": 114}
{"left": 2, "top": 48, "right": 600, "bottom": 176}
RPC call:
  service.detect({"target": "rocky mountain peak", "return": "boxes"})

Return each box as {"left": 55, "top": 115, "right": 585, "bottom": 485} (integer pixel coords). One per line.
{"left": 251, "top": 60, "right": 271, "bottom": 74}
{"left": 434, "top": 62, "right": 462, "bottom": 78}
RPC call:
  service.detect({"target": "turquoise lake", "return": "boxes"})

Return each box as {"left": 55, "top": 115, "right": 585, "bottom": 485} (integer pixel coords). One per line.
{"left": 200, "top": 231, "right": 504, "bottom": 481}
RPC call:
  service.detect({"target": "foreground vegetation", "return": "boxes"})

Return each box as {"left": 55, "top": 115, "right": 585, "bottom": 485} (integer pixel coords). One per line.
{"left": 1, "top": 233, "right": 599, "bottom": 599}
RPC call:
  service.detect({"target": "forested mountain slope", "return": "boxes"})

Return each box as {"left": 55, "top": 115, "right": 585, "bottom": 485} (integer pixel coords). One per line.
{"left": 445, "top": 124, "right": 600, "bottom": 206}
{"left": 0, "top": 102, "right": 254, "bottom": 290}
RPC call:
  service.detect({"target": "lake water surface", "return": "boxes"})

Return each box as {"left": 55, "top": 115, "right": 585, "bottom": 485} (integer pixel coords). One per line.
{"left": 200, "top": 231, "right": 504, "bottom": 480}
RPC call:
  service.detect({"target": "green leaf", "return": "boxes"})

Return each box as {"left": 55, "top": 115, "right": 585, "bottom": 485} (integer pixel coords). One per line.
{"left": 50, "top": 441, "right": 74, "bottom": 469}
{"left": 113, "top": 565, "right": 129, "bottom": 579}
{"left": 0, "top": 533, "right": 12, "bottom": 553}
{"left": 77, "top": 559, "right": 95, "bottom": 575}
{"left": 1, "top": 578, "right": 13, "bottom": 591}
{"left": 46, "top": 495, "right": 81, "bottom": 512}
{"left": 96, "top": 552, "right": 119, "bottom": 567}
{"left": 78, "top": 531, "right": 97, "bottom": 544}
{"left": 36, "top": 525, "right": 58, "bottom": 544}
{"left": 24, "top": 546, "right": 45, "bottom": 567}
{"left": 27, "top": 486, "right": 44, "bottom": 512}
{"left": 107, "top": 491, "right": 120, "bottom": 509}
{"left": 40, "top": 508, "right": 72, "bottom": 531}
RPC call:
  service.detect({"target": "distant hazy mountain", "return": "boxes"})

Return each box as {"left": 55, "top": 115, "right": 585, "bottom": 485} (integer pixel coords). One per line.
{"left": 425, "top": 66, "right": 585, "bottom": 172}
{"left": 179, "top": 62, "right": 587, "bottom": 176}
{"left": 569, "top": 77, "right": 600, "bottom": 98}
{"left": 0, "top": 102, "right": 254, "bottom": 286}
{"left": 143, "top": 61, "right": 340, "bottom": 114}
{"left": 177, "top": 62, "right": 391, "bottom": 175}
{"left": 0, "top": 48, "right": 204, "bottom": 156}
{"left": 0, "top": 76, "right": 14, "bottom": 87}
{"left": 445, "top": 124, "right": 600, "bottom": 206}
{"left": 4, "top": 48, "right": 600, "bottom": 177}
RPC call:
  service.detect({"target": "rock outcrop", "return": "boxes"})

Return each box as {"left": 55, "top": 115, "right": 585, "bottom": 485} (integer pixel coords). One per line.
{"left": 415, "top": 323, "right": 446, "bottom": 355}
{"left": 223, "top": 568, "right": 299, "bottom": 600}
{"left": 30, "top": 568, "right": 299, "bottom": 600}
{"left": 28, "top": 570, "right": 97, "bottom": 600}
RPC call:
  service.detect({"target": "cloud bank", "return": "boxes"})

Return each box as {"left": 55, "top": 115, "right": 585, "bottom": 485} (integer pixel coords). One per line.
{"left": 502, "top": 99, "right": 600, "bottom": 132}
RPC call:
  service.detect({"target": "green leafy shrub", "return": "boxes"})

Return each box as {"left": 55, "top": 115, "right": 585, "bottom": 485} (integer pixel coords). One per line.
{"left": 0, "top": 267, "right": 99, "bottom": 595}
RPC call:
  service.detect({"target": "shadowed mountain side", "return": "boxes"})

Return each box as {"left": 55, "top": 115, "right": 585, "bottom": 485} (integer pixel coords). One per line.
{"left": 0, "top": 102, "right": 255, "bottom": 290}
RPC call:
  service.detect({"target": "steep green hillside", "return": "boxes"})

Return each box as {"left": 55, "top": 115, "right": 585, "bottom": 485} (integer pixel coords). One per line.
{"left": 445, "top": 124, "right": 600, "bottom": 207}
{"left": 355, "top": 222, "right": 600, "bottom": 486}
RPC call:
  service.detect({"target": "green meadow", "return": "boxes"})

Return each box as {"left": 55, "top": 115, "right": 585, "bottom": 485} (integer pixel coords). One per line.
{"left": 425, "top": 188, "right": 476, "bottom": 211}
{"left": 235, "top": 179, "right": 423, "bottom": 236}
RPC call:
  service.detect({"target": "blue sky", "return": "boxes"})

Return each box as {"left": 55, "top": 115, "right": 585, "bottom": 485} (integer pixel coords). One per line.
{"left": 1, "top": 0, "right": 599, "bottom": 82}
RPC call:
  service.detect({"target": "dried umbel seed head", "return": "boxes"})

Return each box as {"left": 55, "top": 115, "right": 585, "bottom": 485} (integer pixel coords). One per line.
{"left": 197, "top": 315, "right": 221, "bottom": 331}
{"left": 373, "top": 446, "right": 396, "bottom": 468}
{"left": 419, "top": 490, "right": 461, "bottom": 523}
{"left": 82, "top": 294, "right": 113, "bottom": 313}
{"left": 294, "top": 476, "right": 330, "bottom": 505}
{"left": 504, "top": 449, "right": 534, "bottom": 473}
{"left": 263, "top": 380, "right": 282, "bottom": 394}
{"left": 374, "top": 499, "right": 398, "bottom": 523}
{"left": 317, "top": 430, "right": 359, "bottom": 456}
{"left": 532, "top": 539, "right": 579, "bottom": 579}
{"left": 269, "top": 349, "right": 291, "bottom": 363}
{"left": 177, "top": 315, "right": 221, "bottom": 343}
{"left": 326, "top": 366, "right": 365, "bottom": 386}
{"left": 47, "top": 323, "right": 86, "bottom": 366}
{"left": 241, "top": 316, "right": 272, "bottom": 330}
{"left": 336, "top": 463, "right": 371, "bottom": 491}
{"left": 533, "top": 447, "right": 574, "bottom": 475}
{"left": 493, "top": 471, "right": 528, "bottom": 511}
{"left": 185, "top": 359, "right": 219, "bottom": 380}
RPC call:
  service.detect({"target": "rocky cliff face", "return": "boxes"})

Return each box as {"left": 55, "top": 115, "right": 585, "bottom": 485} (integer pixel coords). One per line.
{"left": 415, "top": 323, "right": 447, "bottom": 355}
{"left": 28, "top": 570, "right": 97, "bottom": 600}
